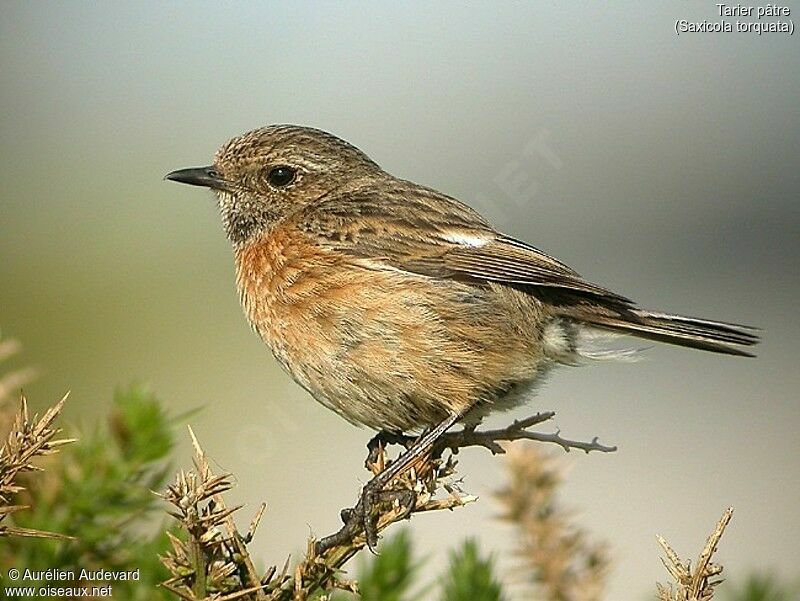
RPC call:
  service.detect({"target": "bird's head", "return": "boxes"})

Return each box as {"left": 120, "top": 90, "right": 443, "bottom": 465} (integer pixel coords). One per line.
{"left": 166, "top": 125, "right": 381, "bottom": 245}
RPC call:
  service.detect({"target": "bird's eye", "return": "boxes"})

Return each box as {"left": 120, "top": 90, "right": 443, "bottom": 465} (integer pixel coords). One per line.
{"left": 266, "top": 166, "right": 296, "bottom": 187}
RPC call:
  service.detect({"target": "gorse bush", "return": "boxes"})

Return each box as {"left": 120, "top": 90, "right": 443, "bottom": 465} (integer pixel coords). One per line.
{"left": 2, "top": 389, "right": 798, "bottom": 600}
{"left": 0, "top": 385, "right": 176, "bottom": 601}
{"left": 0, "top": 331, "right": 795, "bottom": 600}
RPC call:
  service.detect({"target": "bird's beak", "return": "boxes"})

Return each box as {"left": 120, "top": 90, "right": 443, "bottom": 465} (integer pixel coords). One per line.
{"left": 164, "top": 166, "right": 230, "bottom": 191}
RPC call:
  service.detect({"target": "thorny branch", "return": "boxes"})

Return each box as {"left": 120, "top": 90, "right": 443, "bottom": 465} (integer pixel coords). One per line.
{"left": 373, "top": 411, "right": 618, "bottom": 457}
{"left": 313, "top": 412, "right": 616, "bottom": 557}
{"left": 161, "top": 413, "right": 615, "bottom": 600}
{"left": 160, "top": 427, "right": 281, "bottom": 601}
{"left": 0, "top": 393, "right": 74, "bottom": 540}
{"left": 656, "top": 508, "right": 734, "bottom": 601}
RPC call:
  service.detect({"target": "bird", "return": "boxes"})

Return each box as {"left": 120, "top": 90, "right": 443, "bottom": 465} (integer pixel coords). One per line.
{"left": 166, "top": 124, "right": 758, "bottom": 548}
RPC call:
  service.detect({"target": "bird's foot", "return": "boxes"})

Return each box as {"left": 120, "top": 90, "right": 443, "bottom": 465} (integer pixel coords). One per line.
{"left": 346, "top": 478, "right": 416, "bottom": 552}
{"left": 316, "top": 479, "right": 415, "bottom": 555}
{"left": 317, "top": 414, "right": 464, "bottom": 556}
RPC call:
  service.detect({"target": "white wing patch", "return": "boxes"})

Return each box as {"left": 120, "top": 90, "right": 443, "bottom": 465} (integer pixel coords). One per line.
{"left": 440, "top": 230, "right": 491, "bottom": 248}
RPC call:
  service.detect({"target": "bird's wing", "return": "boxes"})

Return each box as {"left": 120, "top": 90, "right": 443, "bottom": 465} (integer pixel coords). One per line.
{"left": 295, "top": 184, "right": 631, "bottom": 304}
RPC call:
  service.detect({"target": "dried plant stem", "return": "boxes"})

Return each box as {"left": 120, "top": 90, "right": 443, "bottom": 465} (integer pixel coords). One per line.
{"left": 160, "top": 426, "right": 279, "bottom": 600}
{"left": 656, "top": 508, "right": 733, "bottom": 601}
{"left": 0, "top": 392, "right": 74, "bottom": 539}
{"left": 296, "top": 412, "right": 612, "bottom": 597}
{"left": 163, "top": 413, "right": 613, "bottom": 600}
{"left": 376, "top": 411, "right": 617, "bottom": 456}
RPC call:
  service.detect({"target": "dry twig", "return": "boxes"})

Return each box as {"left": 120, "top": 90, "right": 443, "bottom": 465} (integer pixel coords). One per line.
{"left": 0, "top": 392, "right": 74, "bottom": 539}
{"left": 162, "top": 414, "right": 613, "bottom": 600}
{"left": 656, "top": 508, "right": 733, "bottom": 601}
{"left": 159, "top": 426, "right": 283, "bottom": 600}
{"left": 304, "top": 412, "right": 613, "bottom": 597}
{"left": 375, "top": 412, "right": 617, "bottom": 456}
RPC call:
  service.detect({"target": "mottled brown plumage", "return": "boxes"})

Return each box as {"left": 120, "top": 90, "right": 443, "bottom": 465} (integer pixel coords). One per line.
{"left": 166, "top": 124, "right": 758, "bottom": 433}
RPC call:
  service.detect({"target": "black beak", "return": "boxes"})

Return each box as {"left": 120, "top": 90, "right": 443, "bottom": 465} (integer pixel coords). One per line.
{"left": 164, "top": 166, "right": 229, "bottom": 191}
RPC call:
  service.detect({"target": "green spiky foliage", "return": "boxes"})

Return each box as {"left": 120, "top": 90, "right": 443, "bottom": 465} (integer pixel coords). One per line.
{"left": 440, "top": 539, "right": 505, "bottom": 601}
{"left": 355, "top": 529, "right": 419, "bottom": 601}
{"left": 722, "top": 573, "right": 800, "bottom": 601}
{"left": 0, "top": 385, "right": 177, "bottom": 600}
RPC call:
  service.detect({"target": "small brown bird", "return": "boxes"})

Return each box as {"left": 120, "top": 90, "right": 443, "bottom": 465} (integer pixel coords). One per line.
{"left": 167, "top": 124, "right": 757, "bottom": 430}
{"left": 166, "top": 124, "right": 757, "bottom": 547}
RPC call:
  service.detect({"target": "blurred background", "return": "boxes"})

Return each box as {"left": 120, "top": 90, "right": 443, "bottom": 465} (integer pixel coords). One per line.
{"left": 1, "top": 2, "right": 798, "bottom": 598}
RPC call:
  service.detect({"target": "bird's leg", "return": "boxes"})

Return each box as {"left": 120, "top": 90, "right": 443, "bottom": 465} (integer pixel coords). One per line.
{"left": 316, "top": 411, "right": 465, "bottom": 554}
{"left": 359, "top": 412, "right": 464, "bottom": 550}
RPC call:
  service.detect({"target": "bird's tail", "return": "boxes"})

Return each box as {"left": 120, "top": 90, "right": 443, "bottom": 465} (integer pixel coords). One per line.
{"left": 570, "top": 308, "right": 759, "bottom": 357}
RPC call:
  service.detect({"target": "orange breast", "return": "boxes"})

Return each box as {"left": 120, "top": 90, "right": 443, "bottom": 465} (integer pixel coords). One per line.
{"left": 235, "top": 226, "right": 342, "bottom": 369}
{"left": 233, "top": 222, "right": 546, "bottom": 431}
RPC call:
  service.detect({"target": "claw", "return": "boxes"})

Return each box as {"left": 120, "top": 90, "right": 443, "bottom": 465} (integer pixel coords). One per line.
{"left": 360, "top": 483, "right": 381, "bottom": 552}
{"left": 358, "top": 485, "right": 417, "bottom": 552}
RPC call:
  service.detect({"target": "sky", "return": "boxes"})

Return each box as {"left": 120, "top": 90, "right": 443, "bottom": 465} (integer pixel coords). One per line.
{"left": 1, "top": 2, "right": 798, "bottom": 599}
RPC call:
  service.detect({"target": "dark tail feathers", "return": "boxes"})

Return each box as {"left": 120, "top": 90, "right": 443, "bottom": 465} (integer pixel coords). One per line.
{"left": 578, "top": 309, "right": 760, "bottom": 357}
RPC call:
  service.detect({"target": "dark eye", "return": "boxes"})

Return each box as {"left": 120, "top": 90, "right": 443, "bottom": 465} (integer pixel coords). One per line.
{"left": 266, "top": 166, "right": 296, "bottom": 187}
